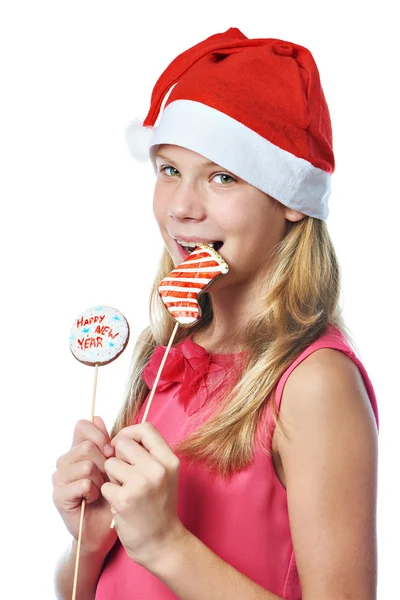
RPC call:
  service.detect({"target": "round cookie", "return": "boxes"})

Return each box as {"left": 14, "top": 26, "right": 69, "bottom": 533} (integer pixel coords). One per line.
{"left": 69, "top": 306, "right": 130, "bottom": 366}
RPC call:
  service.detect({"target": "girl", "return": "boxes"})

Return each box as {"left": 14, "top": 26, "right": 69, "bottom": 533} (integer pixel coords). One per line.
{"left": 52, "top": 28, "right": 379, "bottom": 599}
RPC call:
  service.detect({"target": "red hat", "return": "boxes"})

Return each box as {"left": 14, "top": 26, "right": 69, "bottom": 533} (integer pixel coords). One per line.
{"left": 126, "top": 28, "right": 334, "bottom": 220}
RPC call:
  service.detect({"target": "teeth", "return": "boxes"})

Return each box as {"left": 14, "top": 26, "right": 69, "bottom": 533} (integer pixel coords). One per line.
{"left": 177, "top": 240, "right": 214, "bottom": 248}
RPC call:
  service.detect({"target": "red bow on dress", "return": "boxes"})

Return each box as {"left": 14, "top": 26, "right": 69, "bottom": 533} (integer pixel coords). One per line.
{"left": 142, "top": 338, "right": 228, "bottom": 416}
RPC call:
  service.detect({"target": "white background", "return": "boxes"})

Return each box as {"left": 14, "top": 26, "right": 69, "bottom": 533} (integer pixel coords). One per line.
{"left": 0, "top": 1, "right": 398, "bottom": 598}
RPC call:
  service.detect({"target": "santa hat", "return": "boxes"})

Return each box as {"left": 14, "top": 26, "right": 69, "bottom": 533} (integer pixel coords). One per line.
{"left": 126, "top": 28, "right": 334, "bottom": 220}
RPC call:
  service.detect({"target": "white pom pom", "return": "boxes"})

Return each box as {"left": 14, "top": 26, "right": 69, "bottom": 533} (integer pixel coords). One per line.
{"left": 125, "top": 119, "right": 155, "bottom": 162}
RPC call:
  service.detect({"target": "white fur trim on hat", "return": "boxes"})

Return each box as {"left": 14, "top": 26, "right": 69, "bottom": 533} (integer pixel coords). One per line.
{"left": 149, "top": 100, "right": 330, "bottom": 220}
{"left": 125, "top": 119, "right": 155, "bottom": 162}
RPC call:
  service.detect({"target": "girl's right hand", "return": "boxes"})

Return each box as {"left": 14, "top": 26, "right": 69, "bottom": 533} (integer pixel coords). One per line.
{"left": 52, "top": 416, "right": 118, "bottom": 556}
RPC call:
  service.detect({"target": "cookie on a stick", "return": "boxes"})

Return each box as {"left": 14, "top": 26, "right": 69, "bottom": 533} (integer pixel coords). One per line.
{"left": 143, "top": 241, "right": 229, "bottom": 424}
{"left": 109, "top": 243, "right": 229, "bottom": 530}
{"left": 70, "top": 305, "right": 129, "bottom": 600}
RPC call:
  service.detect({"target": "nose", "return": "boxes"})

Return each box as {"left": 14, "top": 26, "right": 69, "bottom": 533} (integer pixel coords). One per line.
{"left": 168, "top": 181, "right": 207, "bottom": 222}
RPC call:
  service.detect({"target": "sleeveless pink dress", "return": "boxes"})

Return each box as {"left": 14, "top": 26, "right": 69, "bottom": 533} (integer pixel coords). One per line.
{"left": 95, "top": 325, "right": 378, "bottom": 599}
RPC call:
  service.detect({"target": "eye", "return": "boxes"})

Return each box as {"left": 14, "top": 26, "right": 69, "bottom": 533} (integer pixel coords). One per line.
{"left": 159, "top": 165, "right": 181, "bottom": 177}
{"left": 212, "top": 173, "right": 237, "bottom": 185}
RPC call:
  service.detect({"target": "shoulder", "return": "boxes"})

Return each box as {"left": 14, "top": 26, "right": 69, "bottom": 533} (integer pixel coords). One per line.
{"left": 274, "top": 346, "right": 378, "bottom": 465}
{"left": 273, "top": 347, "right": 378, "bottom": 597}
{"left": 278, "top": 347, "right": 377, "bottom": 438}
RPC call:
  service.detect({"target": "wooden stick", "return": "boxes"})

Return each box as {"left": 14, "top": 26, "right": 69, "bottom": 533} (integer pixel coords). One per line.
{"left": 141, "top": 322, "right": 180, "bottom": 423}
{"left": 90, "top": 363, "right": 99, "bottom": 422}
{"left": 71, "top": 363, "right": 99, "bottom": 600}
{"left": 110, "top": 321, "right": 180, "bottom": 529}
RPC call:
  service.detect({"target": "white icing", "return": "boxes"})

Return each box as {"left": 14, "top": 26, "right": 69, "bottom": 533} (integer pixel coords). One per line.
{"left": 161, "top": 277, "right": 212, "bottom": 283}
{"left": 167, "top": 305, "right": 199, "bottom": 313}
{"left": 69, "top": 305, "right": 129, "bottom": 366}
{"left": 159, "top": 286, "right": 205, "bottom": 294}
{"left": 168, "top": 315, "right": 199, "bottom": 324}
{"left": 160, "top": 295, "right": 202, "bottom": 303}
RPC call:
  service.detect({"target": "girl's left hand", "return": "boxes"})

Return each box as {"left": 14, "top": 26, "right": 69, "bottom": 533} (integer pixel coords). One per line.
{"left": 101, "top": 422, "right": 185, "bottom": 567}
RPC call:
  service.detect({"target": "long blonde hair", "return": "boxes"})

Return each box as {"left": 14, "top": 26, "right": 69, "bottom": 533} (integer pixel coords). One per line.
{"left": 111, "top": 217, "right": 348, "bottom": 476}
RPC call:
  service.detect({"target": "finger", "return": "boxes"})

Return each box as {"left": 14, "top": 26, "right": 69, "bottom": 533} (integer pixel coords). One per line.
{"left": 112, "top": 423, "right": 178, "bottom": 470}
{"left": 101, "top": 481, "right": 120, "bottom": 515}
{"left": 71, "top": 418, "right": 114, "bottom": 458}
{"left": 56, "top": 440, "right": 112, "bottom": 476}
{"left": 112, "top": 436, "right": 155, "bottom": 469}
{"left": 53, "top": 477, "right": 102, "bottom": 507}
{"left": 104, "top": 456, "right": 133, "bottom": 486}
{"left": 52, "top": 459, "right": 105, "bottom": 490}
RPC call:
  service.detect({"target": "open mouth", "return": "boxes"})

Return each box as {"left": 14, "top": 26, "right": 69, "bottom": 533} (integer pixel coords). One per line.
{"left": 178, "top": 240, "right": 223, "bottom": 253}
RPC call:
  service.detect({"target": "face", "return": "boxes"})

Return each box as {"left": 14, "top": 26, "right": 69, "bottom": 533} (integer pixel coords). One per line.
{"left": 153, "top": 144, "right": 303, "bottom": 291}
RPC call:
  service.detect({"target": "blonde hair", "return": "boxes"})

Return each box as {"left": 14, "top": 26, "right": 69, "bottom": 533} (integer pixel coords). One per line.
{"left": 110, "top": 217, "right": 349, "bottom": 476}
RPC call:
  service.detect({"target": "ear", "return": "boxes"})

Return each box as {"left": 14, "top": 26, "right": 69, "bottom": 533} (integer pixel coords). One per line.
{"left": 284, "top": 207, "right": 305, "bottom": 222}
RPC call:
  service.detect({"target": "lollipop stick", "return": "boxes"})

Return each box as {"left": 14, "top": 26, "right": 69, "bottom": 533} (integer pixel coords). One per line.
{"left": 110, "top": 321, "right": 180, "bottom": 528}
{"left": 90, "top": 363, "right": 99, "bottom": 421}
{"left": 72, "top": 363, "right": 99, "bottom": 600}
{"left": 71, "top": 501, "right": 86, "bottom": 600}
{"left": 141, "top": 321, "right": 179, "bottom": 422}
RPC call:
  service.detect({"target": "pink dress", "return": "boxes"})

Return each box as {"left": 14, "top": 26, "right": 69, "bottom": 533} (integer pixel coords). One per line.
{"left": 95, "top": 325, "right": 378, "bottom": 599}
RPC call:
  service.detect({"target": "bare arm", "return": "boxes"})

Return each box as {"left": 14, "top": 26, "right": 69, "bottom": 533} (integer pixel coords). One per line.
{"left": 54, "top": 539, "right": 108, "bottom": 600}
{"left": 146, "top": 530, "right": 283, "bottom": 600}
{"left": 277, "top": 348, "right": 378, "bottom": 599}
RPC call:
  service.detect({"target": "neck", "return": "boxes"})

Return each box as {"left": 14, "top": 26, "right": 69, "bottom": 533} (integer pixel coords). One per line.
{"left": 193, "top": 280, "right": 265, "bottom": 353}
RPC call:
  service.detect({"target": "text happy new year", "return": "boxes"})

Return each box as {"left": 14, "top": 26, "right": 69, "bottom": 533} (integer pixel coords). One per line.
{"left": 76, "top": 314, "right": 120, "bottom": 349}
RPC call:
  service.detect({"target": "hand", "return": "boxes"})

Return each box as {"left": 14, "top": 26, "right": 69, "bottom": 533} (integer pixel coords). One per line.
{"left": 101, "top": 422, "right": 186, "bottom": 568}
{"left": 52, "top": 416, "right": 118, "bottom": 556}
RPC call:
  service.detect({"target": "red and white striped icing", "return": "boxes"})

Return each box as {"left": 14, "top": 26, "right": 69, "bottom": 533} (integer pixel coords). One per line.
{"left": 158, "top": 244, "right": 229, "bottom": 325}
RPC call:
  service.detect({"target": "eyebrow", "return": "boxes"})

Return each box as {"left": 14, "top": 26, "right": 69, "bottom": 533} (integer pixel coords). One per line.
{"left": 154, "top": 153, "right": 220, "bottom": 169}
